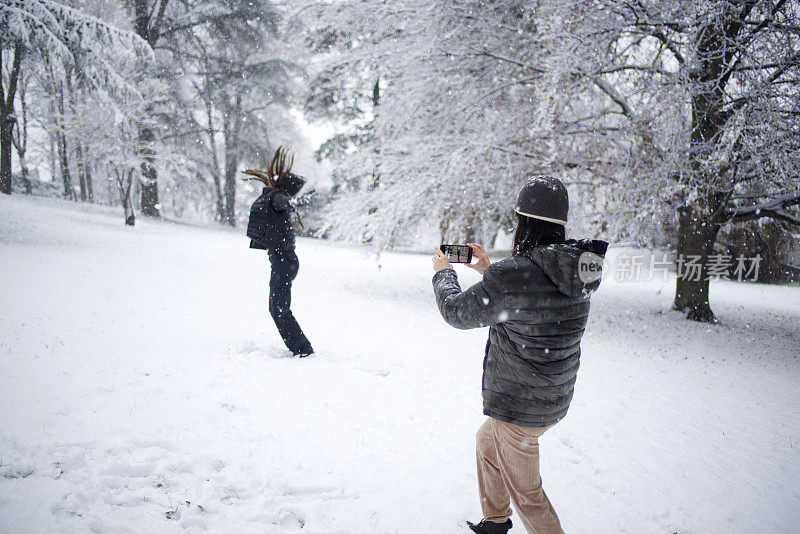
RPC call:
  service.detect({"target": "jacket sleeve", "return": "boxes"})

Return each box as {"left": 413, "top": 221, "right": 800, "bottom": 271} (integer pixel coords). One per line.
{"left": 271, "top": 190, "right": 291, "bottom": 212}
{"left": 432, "top": 264, "right": 507, "bottom": 330}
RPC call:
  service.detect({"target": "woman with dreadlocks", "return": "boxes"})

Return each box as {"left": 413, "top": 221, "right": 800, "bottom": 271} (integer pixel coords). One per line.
{"left": 243, "top": 147, "right": 314, "bottom": 357}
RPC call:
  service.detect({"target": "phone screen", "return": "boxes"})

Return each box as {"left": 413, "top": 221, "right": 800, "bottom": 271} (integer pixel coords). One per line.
{"left": 441, "top": 244, "right": 473, "bottom": 263}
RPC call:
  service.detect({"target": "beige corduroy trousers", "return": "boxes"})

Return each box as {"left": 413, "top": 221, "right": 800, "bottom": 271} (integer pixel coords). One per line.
{"left": 476, "top": 417, "right": 565, "bottom": 534}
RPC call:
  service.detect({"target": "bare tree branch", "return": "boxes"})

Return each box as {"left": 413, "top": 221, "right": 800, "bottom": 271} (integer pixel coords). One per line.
{"left": 599, "top": 64, "right": 675, "bottom": 75}
{"left": 471, "top": 47, "right": 546, "bottom": 74}
{"left": 594, "top": 77, "right": 635, "bottom": 118}
{"left": 725, "top": 192, "right": 800, "bottom": 225}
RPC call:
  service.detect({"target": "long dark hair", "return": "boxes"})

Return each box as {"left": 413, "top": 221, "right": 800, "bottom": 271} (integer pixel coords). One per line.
{"left": 513, "top": 213, "right": 566, "bottom": 254}
{"left": 268, "top": 146, "right": 294, "bottom": 184}
{"left": 241, "top": 146, "right": 294, "bottom": 189}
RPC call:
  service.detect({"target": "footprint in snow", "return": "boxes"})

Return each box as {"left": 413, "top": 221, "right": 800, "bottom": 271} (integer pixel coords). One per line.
{"left": 278, "top": 508, "right": 306, "bottom": 529}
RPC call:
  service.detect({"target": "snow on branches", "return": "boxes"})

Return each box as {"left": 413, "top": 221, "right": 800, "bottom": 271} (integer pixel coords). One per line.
{"left": 306, "top": 0, "right": 799, "bottom": 253}
{"left": 1, "top": 0, "right": 152, "bottom": 98}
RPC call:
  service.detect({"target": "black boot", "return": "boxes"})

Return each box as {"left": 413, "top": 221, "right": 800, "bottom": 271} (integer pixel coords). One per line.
{"left": 467, "top": 518, "right": 512, "bottom": 533}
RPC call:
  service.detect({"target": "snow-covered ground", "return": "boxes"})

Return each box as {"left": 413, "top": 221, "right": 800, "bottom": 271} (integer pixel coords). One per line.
{"left": 1, "top": 194, "right": 799, "bottom": 534}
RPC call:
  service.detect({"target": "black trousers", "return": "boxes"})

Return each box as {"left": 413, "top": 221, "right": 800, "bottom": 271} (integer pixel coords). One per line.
{"left": 267, "top": 247, "right": 312, "bottom": 354}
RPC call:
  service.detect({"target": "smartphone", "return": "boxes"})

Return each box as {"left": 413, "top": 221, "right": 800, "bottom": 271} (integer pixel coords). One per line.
{"left": 440, "top": 244, "right": 473, "bottom": 263}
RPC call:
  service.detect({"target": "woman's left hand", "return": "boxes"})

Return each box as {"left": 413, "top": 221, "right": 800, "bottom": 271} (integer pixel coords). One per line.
{"left": 432, "top": 249, "right": 453, "bottom": 272}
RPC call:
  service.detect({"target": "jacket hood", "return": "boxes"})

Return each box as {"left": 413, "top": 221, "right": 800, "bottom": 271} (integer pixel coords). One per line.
{"left": 281, "top": 173, "right": 306, "bottom": 196}
{"left": 524, "top": 239, "right": 608, "bottom": 298}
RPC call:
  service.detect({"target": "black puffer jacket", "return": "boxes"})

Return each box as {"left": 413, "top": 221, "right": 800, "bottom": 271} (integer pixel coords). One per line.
{"left": 432, "top": 239, "right": 608, "bottom": 427}
{"left": 247, "top": 174, "right": 306, "bottom": 250}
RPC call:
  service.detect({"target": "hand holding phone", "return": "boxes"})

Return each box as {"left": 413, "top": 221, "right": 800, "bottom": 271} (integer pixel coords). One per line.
{"left": 440, "top": 244, "right": 473, "bottom": 263}
{"left": 433, "top": 248, "right": 452, "bottom": 272}
{"left": 465, "top": 243, "right": 491, "bottom": 275}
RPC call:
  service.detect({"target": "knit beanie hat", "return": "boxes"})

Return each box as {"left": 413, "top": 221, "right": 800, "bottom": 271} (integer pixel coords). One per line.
{"left": 514, "top": 175, "right": 569, "bottom": 225}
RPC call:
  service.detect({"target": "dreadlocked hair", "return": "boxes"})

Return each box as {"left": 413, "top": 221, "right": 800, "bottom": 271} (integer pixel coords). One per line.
{"left": 241, "top": 146, "right": 294, "bottom": 189}
{"left": 269, "top": 146, "right": 294, "bottom": 182}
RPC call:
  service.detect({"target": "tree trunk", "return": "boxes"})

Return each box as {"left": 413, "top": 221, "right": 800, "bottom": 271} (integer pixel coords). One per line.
{"left": 64, "top": 70, "right": 89, "bottom": 201}
{"left": 45, "top": 66, "right": 58, "bottom": 192}
{"left": 18, "top": 155, "right": 30, "bottom": 194}
{"left": 116, "top": 168, "right": 136, "bottom": 226}
{"left": 11, "top": 69, "right": 31, "bottom": 195}
{"left": 132, "top": 0, "right": 166, "bottom": 218}
{"left": 673, "top": 204, "right": 721, "bottom": 322}
{"left": 124, "top": 170, "right": 136, "bottom": 225}
{"left": 48, "top": 135, "right": 57, "bottom": 190}
{"left": 203, "top": 98, "right": 225, "bottom": 221}
{"left": 106, "top": 167, "right": 113, "bottom": 205}
{"left": 57, "top": 132, "right": 73, "bottom": 199}
{"left": 464, "top": 214, "right": 478, "bottom": 243}
{"left": 140, "top": 165, "right": 160, "bottom": 215}
{"left": 0, "top": 117, "right": 13, "bottom": 195}
{"left": 223, "top": 145, "right": 238, "bottom": 225}
{"left": 57, "top": 135, "right": 73, "bottom": 199}
{"left": 213, "top": 170, "right": 225, "bottom": 222}
{"left": 0, "top": 113, "right": 13, "bottom": 195}
{"left": 75, "top": 141, "right": 88, "bottom": 201}
{"left": 55, "top": 79, "right": 74, "bottom": 199}
{"left": 85, "top": 156, "right": 94, "bottom": 202}
{"left": 222, "top": 94, "right": 242, "bottom": 226}
{"left": 439, "top": 215, "right": 450, "bottom": 244}
{"left": 674, "top": 6, "right": 736, "bottom": 322}
{"left": 139, "top": 123, "right": 160, "bottom": 217}
{"left": 0, "top": 42, "right": 23, "bottom": 195}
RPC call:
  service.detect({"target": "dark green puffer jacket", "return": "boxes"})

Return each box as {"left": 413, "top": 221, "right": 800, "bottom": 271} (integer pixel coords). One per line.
{"left": 432, "top": 239, "right": 608, "bottom": 427}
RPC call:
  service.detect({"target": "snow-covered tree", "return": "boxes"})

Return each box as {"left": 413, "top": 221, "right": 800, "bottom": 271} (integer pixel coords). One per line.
{"left": 306, "top": 0, "right": 799, "bottom": 321}
{"left": 567, "top": 0, "right": 800, "bottom": 320}
{"left": 302, "top": 1, "right": 621, "bottom": 249}
{"left": 111, "top": 0, "right": 309, "bottom": 221}
{"left": 160, "top": 0, "right": 305, "bottom": 225}
{"left": 0, "top": 0, "right": 150, "bottom": 195}
{"left": 78, "top": 83, "right": 200, "bottom": 224}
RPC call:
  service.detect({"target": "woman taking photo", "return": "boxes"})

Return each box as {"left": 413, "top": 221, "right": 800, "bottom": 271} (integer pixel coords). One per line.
{"left": 432, "top": 176, "right": 607, "bottom": 534}
{"left": 244, "top": 147, "right": 314, "bottom": 358}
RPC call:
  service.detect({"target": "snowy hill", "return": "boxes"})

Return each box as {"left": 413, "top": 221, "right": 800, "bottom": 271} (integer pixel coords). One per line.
{"left": 1, "top": 194, "right": 799, "bottom": 533}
